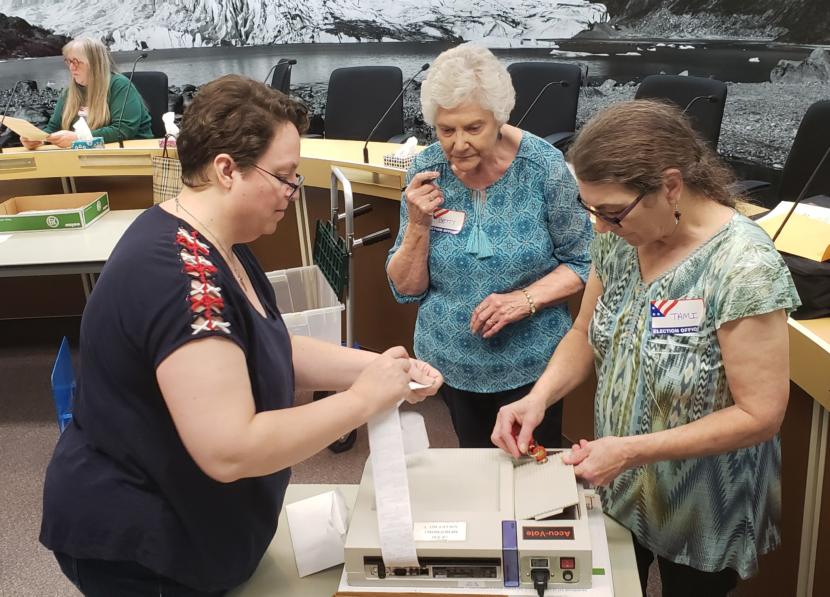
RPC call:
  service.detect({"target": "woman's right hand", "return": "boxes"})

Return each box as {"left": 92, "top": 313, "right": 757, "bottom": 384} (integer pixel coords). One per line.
{"left": 404, "top": 171, "right": 443, "bottom": 227}
{"left": 20, "top": 137, "right": 43, "bottom": 150}
{"left": 491, "top": 393, "right": 548, "bottom": 458}
{"left": 349, "top": 346, "right": 414, "bottom": 416}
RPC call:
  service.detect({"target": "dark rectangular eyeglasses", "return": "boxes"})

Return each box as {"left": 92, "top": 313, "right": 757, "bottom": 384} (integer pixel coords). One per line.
{"left": 577, "top": 189, "right": 647, "bottom": 227}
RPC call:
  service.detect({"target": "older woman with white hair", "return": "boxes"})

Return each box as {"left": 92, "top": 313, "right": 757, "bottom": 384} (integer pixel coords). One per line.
{"left": 21, "top": 37, "right": 153, "bottom": 149}
{"left": 386, "top": 44, "right": 593, "bottom": 448}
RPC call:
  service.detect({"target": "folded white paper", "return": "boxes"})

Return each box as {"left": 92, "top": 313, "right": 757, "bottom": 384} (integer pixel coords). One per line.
{"left": 286, "top": 488, "right": 349, "bottom": 577}
{"left": 162, "top": 112, "right": 179, "bottom": 136}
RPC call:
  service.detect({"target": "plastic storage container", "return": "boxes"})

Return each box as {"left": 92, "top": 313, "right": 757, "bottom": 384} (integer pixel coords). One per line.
{"left": 267, "top": 265, "right": 344, "bottom": 345}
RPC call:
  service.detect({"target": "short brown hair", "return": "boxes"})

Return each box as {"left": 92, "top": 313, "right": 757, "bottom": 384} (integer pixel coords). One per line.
{"left": 567, "top": 99, "right": 737, "bottom": 207}
{"left": 178, "top": 74, "right": 309, "bottom": 187}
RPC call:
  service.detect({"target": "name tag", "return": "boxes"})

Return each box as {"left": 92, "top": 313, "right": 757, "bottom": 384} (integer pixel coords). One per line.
{"left": 650, "top": 298, "right": 704, "bottom": 335}
{"left": 430, "top": 208, "right": 465, "bottom": 234}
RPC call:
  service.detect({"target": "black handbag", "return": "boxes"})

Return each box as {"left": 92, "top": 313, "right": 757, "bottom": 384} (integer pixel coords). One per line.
{"left": 783, "top": 252, "right": 830, "bottom": 320}
{"left": 779, "top": 195, "right": 830, "bottom": 320}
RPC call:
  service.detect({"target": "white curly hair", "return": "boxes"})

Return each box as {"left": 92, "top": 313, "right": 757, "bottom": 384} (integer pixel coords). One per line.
{"left": 420, "top": 43, "right": 515, "bottom": 126}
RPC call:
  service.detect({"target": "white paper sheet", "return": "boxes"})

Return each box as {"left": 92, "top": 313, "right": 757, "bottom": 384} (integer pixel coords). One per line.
{"left": 757, "top": 200, "right": 830, "bottom": 225}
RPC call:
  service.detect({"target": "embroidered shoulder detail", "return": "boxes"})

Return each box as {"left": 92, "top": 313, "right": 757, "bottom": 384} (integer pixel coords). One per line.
{"left": 176, "top": 227, "right": 231, "bottom": 335}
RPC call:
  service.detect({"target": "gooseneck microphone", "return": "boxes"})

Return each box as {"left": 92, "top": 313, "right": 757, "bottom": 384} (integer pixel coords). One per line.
{"left": 263, "top": 58, "right": 297, "bottom": 86}
{"left": 771, "top": 144, "right": 830, "bottom": 242}
{"left": 115, "top": 51, "right": 148, "bottom": 147}
{"left": 0, "top": 80, "right": 24, "bottom": 153}
{"left": 1, "top": 80, "right": 24, "bottom": 129}
{"left": 682, "top": 94, "right": 718, "bottom": 114}
{"left": 362, "top": 63, "right": 429, "bottom": 164}
{"left": 514, "top": 80, "right": 569, "bottom": 129}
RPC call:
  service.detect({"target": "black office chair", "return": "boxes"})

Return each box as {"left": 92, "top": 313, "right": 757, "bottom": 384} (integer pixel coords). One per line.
{"left": 324, "top": 66, "right": 406, "bottom": 142}
{"left": 735, "top": 100, "right": 830, "bottom": 207}
{"left": 634, "top": 74, "right": 727, "bottom": 150}
{"left": 131, "top": 71, "right": 169, "bottom": 138}
{"left": 507, "top": 62, "right": 582, "bottom": 149}
{"left": 265, "top": 59, "right": 294, "bottom": 94}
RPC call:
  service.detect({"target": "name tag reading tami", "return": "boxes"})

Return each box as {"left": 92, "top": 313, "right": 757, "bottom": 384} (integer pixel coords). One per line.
{"left": 650, "top": 298, "right": 704, "bottom": 335}
{"left": 430, "top": 208, "right": 465, "bottom": 234}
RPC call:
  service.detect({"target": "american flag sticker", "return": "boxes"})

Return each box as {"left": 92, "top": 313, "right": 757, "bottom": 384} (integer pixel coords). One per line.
{"left": 650, "top": 298, "right": 704, "bottom": 335}
{"left": 430, "top": 208, "right": 466, "bottom": 234}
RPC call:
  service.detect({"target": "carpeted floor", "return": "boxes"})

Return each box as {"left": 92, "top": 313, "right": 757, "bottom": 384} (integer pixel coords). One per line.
{"left": 0, "top": 318, "right": 659, "bottom": 596}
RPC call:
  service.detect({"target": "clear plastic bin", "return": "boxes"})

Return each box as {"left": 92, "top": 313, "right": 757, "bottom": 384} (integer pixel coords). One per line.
{"left": 267, "top": 265, "right": 344, "bottom": 345}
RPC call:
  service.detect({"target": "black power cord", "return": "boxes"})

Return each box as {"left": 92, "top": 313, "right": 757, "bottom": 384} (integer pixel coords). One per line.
{"left": 531, "top": 568, "right": 550, "bottom": 597}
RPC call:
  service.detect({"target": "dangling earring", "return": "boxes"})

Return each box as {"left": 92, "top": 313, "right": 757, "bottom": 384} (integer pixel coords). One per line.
{"left": 673, "top": 203, "right": 681, "bottom": 225}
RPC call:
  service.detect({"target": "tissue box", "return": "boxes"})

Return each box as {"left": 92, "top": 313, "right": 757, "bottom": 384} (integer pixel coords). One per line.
{"left": 70, "top": 137, "right": 105, "bottom": 150}
{"left": 383, "top": 153, "right": 416, "bottom": 170}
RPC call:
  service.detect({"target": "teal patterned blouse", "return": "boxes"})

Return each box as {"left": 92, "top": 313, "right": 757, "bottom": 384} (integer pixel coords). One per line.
{"left": 387, "top": 134, "right": 593, "bottom": 392}
{"left": 588, "top": 213, "right": 800, "bottom": 578}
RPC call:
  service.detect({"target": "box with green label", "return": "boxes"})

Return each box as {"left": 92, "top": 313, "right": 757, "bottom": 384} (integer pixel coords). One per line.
{"left": 0, "top": 192, "right": 110, "bottom": 232}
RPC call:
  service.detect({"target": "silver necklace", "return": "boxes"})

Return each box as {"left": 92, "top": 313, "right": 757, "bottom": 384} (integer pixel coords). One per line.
{"left": 175, "top": 196, "right": 248, "bottom": 292}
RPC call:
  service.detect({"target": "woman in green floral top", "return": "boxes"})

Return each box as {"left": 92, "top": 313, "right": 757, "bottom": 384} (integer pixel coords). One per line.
{"left": 492, "top": 100, "right": 800, "bottom": 596}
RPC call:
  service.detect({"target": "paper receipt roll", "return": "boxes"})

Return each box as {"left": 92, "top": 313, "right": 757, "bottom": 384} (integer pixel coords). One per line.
{"left": 367, "top": 405, "right": 421, "bottom": 567}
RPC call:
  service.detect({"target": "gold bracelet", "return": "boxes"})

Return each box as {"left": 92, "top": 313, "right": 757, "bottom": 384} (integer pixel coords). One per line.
{"left": 521, "top": 288, "right": 536, "bottom": 317}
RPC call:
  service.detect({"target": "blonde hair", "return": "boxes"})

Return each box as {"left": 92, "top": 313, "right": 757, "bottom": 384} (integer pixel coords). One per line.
{"left": 420, "top": 43, "right": 515, "bottom": 126}
{"left": 61, "top": 37, "right": 118, "bottom": 130}
{"left": 567, "top": 100, "right": 737, "bottom": 207}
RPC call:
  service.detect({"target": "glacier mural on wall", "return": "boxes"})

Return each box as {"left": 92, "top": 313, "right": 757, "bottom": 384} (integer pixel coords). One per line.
{"left": 0, "top": 0, "right": 609, "bottom": 50}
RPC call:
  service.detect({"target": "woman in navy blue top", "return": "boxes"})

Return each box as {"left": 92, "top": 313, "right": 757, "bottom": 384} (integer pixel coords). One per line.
{"left": 387, "top": 45, "right": 592, "bottom": 449}
{"left": 40, "top": 75, "right": 442, "bottom": 596}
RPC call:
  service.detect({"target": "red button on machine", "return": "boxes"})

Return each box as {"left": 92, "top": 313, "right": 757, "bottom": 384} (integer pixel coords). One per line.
{"left": 560, "top": 557, "right": 575, "bottom": 570}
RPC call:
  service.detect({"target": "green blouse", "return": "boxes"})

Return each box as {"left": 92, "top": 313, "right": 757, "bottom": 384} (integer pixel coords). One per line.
{"left": 44, "top": 73, "right": 154, "bottom": 143}
{"left": 588, "top": 213, "right": 800, "bottom": 578}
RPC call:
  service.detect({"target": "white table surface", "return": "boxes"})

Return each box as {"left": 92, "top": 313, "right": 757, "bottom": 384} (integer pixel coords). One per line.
{"left": 230, "top": 484, "right": 642, "bottom": 597}
{"left": 0, "top": 209, "right": 142, "bottom": 277}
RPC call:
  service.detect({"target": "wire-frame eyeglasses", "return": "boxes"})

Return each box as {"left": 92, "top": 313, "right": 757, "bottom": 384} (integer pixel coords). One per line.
{"left": 253, "top": 165, "right": 304, "bottom": 200}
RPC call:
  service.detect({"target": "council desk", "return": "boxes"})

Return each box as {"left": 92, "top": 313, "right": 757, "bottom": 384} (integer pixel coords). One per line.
{"left": 1, "top": 141, "right": 829, "bottom": 597}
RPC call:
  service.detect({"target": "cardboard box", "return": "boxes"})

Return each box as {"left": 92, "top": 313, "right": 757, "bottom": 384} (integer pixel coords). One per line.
{"left": 0, "top": 192, "right": 110, "bottom": 232}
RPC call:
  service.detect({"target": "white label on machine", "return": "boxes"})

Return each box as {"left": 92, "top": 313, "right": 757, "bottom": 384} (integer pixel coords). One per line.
{"left": 413, "top": 521, "right": 467, "bottom": 542}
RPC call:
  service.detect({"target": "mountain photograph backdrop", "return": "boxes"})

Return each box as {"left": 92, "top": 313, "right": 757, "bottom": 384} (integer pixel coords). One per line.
{"left": 0, "top": 0, "right": 608, "bottom": 50}
{"left": 1, "top": 0, "right": 828, "bottom": 51}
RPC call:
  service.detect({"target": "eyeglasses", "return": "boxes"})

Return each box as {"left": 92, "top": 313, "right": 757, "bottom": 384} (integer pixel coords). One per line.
{"left": 578, "top": 189, "right": 648, "bottom": 227}
{"left": 63, "top": 57, "right": 85, "bottom": 68}
{"left": 253, "top": 165, "right": 304, "bottom": 200}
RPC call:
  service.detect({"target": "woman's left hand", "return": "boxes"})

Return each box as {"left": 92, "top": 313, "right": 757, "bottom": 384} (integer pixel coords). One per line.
{"left": 406, "top": 358, "right": 444, "bottom": 403}
{"left": 46, "top": 130, "right": 78, "bottom": 148}
{"left": 562, "top": 436, "right": 635, "bottom": 487}
{"left": 470, "top": 291, "right": 531, "bottom": 338}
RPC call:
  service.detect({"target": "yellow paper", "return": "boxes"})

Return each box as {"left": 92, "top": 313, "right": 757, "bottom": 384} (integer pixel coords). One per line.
{"left": 1, "top": 116, "right": 49, "bottom": 141}
{"left": 759, "top": 214, "right": 830, "bottom": 261}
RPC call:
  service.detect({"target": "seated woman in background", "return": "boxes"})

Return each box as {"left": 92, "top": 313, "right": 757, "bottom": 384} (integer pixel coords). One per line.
{"left": 386, "top": 44, "right": 592, "bottom": 449}
{"left": 40, "top": 75, "right": 442, "bottom": 596}
{"left": 21, "top": 37, "right": 153, "bottom": 149}
{"left": 492, "top": 100, "right": 800, "bottom": 596}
